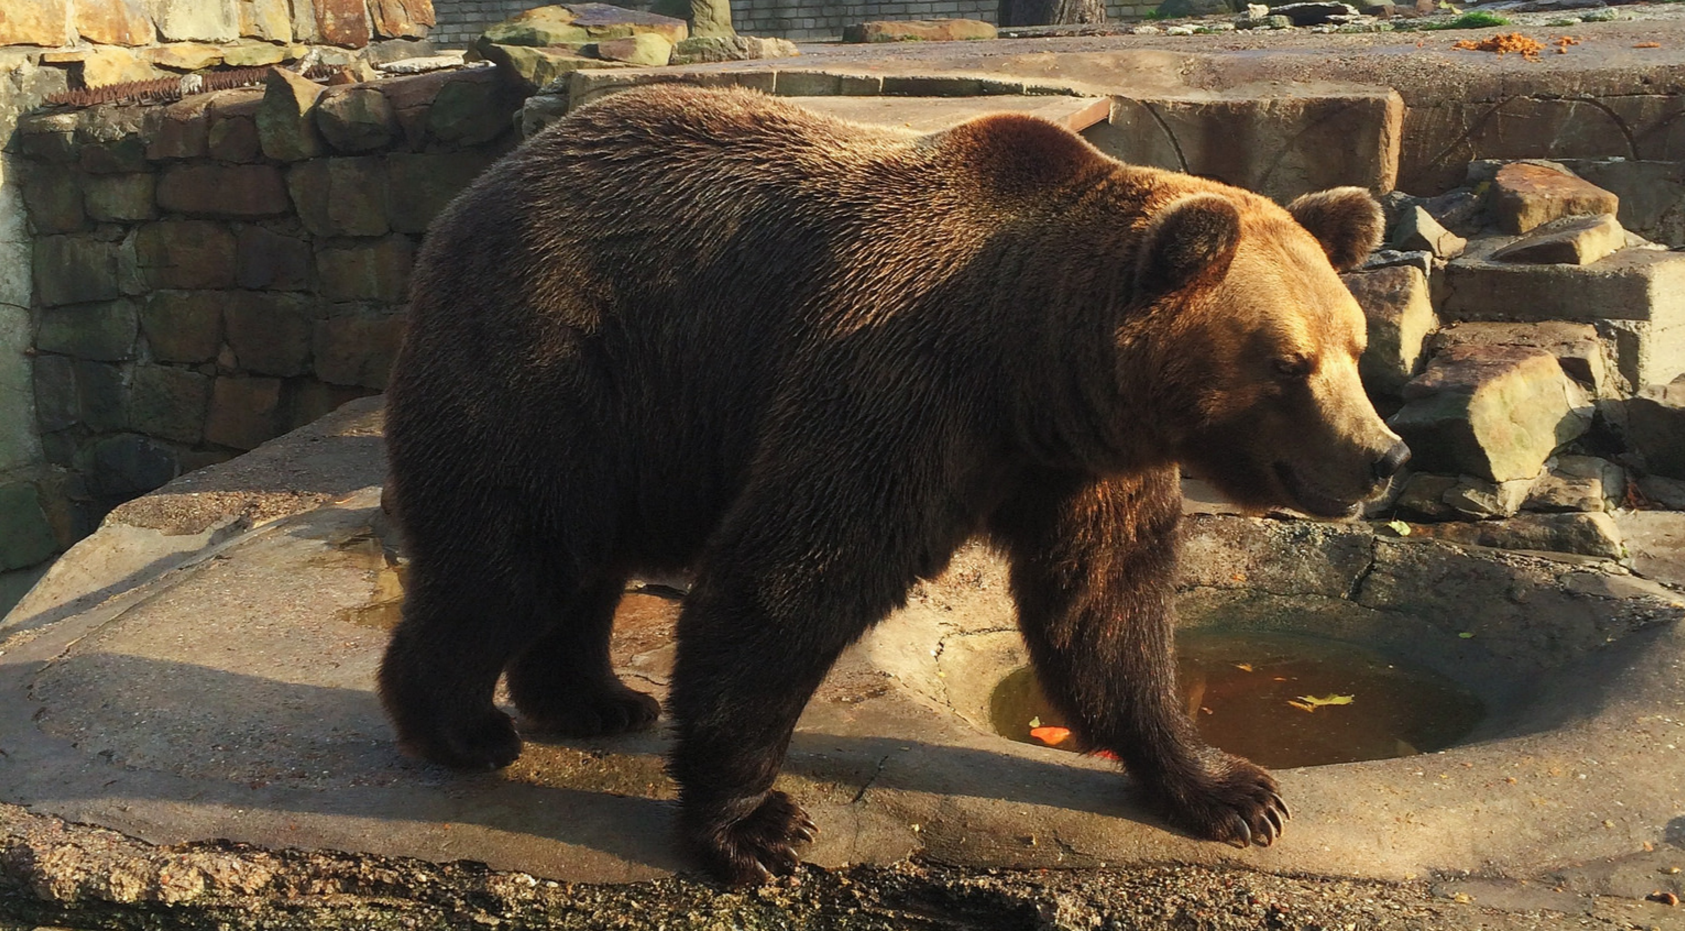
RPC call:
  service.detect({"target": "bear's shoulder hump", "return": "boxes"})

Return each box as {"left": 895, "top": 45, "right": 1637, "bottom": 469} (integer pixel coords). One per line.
{"left": 933, "top": 112, "right": 1110, "bottom": 193}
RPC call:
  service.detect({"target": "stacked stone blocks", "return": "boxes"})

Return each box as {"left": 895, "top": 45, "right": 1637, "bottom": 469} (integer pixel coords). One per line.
{"left": 13, "top": 65, "right": 513, "bottom": 554}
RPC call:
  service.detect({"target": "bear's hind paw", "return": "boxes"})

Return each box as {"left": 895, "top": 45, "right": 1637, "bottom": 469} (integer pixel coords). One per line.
{"left": 396, "top": 709, "right": 523, "bottom": 771}
{"left": 687, "top": 791, "right": 818, "bottom": 886}
{"left": 515, "top": 684, "right": 661, "bottom": 738}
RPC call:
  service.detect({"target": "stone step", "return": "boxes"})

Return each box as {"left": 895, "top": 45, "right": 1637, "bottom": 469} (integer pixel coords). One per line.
{"left": 1435, "top": 237, "right": 1685, "bottom": 390}
{"left": 781, "top": 94, "right": 1111, "bottom": 134}
{"left": 1083, "top": 88, "right": 1403, "bottom": 203}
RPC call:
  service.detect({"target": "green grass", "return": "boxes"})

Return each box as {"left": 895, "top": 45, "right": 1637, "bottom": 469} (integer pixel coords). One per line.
{"left": 1419, "top": 10, "right": 1511, "bottom": 28}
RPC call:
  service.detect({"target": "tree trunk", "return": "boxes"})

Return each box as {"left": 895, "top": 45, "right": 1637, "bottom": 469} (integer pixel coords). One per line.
{"left": 999, "top": 0, "right": 1106, "bottom": 27}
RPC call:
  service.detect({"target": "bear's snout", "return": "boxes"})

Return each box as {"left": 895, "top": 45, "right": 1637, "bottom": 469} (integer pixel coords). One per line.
{"left": 1371, "top": 440, "right": 1410, "bottom": 483}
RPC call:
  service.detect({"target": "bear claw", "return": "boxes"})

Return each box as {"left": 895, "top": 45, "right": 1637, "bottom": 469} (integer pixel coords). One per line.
{"left": 687, "top": 791, "right": 818, "bottom": 887}
{"left": 397, "top": 708, "right": 522, "bottom": 771}
{"left": 517, "top": 685, "right": 661, "bottom": 738}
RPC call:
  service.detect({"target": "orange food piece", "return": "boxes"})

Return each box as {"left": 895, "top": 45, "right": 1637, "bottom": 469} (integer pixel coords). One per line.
{"left": 1451, "top": 32, "right": 1547, "bottom": 62}
{"left": 1635, "top": 41, "right": 1662, "bottom": 48}
{"left": 1093, "top": 749, "right": 1120, "bottom": 761}
{"left": 1030, "top": 725, "right": 1072, "bottom": 746}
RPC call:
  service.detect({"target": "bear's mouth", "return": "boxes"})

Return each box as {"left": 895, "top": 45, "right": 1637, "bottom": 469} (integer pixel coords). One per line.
{"left": 1273, "top": 462, "right": 1362, "bottom": 520}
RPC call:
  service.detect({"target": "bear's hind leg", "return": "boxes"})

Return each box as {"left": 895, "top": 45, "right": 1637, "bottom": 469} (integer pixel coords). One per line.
{"left": 378, "top": 553, "right": 550, "bottom": 771}
{"left": 505, "top": 576, "right": 661, "bottom": 737}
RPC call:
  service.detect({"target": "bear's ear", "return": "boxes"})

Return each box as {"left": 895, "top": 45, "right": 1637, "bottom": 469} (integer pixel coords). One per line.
{"left": 1285, "top": 187, "right": 1384, "bottom": 271}
{"left": 1135, "top": 193, "right": 1243, "bottom": 299}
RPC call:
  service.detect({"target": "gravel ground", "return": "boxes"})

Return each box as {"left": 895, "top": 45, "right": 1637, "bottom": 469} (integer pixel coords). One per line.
{"left": 2, "top": 803, "right": 1680, "bottom": 930}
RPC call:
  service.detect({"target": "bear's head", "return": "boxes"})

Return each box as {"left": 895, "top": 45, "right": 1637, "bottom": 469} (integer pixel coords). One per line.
{"left": 1135, "top": 185, "right": 1408, "bottom": 519}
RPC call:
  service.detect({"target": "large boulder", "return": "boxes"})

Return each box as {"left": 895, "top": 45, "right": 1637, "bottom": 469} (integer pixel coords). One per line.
{"left": 1340, "top": 264, "right": 1436, "bottom": 399}
{"left": 1389, "top": 344, "right": 1593, "bottom": 483}
{"left": 1488, "top": 162, "right": 1620, "bottom": 235}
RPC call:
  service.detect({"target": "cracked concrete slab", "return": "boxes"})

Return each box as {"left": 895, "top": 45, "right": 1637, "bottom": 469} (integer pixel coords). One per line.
{"left": 3, "top": 398, "right": 1682, "bottom": 896}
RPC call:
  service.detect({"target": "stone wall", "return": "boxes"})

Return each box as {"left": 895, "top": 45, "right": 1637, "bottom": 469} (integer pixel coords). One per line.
{"left": 4, "top": 63, "right": 514, "bottom": 609}
{"left": 0, "top": 0, "right": 440, "bottom": 611}
{"left": 431, "top": 0, "right": 1153, "bottom": 44}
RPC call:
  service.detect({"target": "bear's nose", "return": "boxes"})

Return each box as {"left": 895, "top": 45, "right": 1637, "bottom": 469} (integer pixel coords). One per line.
{"left": 1372, "top": 441, "right": 1411, "bottom": 481}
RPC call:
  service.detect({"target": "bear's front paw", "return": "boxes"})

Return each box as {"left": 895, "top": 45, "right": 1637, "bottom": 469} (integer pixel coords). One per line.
{"left": 1165, "top": 756, "right": 1290, "bottom": 848}
{"left": 395, "top": 707, "right": 523, "bottom": 771}
{"left": 684, "top": 790, "right": 818, "bottom": 886}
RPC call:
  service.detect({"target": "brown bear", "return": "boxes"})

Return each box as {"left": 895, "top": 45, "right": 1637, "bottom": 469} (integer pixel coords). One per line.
{"left": 378, "top": 84, "right": 1408, "bottom": 886}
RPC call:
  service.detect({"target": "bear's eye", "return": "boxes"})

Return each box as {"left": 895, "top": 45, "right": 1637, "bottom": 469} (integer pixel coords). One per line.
{"left": 1273, "top": 356, "right": 1312, "bottom": 379}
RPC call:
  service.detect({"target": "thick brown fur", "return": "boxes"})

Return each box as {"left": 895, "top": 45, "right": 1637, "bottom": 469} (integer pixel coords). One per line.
{"left": 379, "top": 85, "right": 1406, "bottom": 886}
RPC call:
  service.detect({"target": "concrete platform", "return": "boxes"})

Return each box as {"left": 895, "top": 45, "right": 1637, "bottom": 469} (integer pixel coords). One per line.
{"left": 4, "top": 398, "right": 1683, "bottom": 909}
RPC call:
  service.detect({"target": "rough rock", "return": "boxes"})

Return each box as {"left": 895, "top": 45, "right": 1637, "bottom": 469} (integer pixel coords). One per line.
{"left": 667, "top": 35, "right": 799, "bottom": 63}
{"left": 1, "top": 0, "right": 73, "bottom": 45}
{"left": 1393, "top": 471, "right": 1459, "bottom": 520}
{"left": 155, "top": 164, "right": 289, "bottom": 218}
{"left": 314, "top": 312, "right": 406, "bottom": 388}
{"left": 141, "top": 94, "right": 212, "bottom": 159}
{"left": 128, "top": 365, "right": 211, "bottom": 445}
{"left": 205, "top": 377, "right": 285, "bottom": 451}
{"left": 1443, "top": 474, "right": 1537, "bottom": 519}
{"left": 1389, "top": 344, "right": 1593, "bottom": 483}
{"left": 369, "top": 0, "right": 435, "bottom": 38}
{"left": 35, "top": 300, "right": 138, "bottom": 362}
{"left": 239, "top": 0, "right": 294, "bottom": 41}
{"left": 315, "top": 85, "right": 398, "bottom": 153}
{"left": 222, "top": 41, "right": 298, "bottom": 67}
{"left": 133, "top": 219, "right": 237, "bottom": 290}
{"left": 287, "top": 157, "right": 388, "bottom": 237}
{"left": 152, "top": 0, "right": 238, "bottom": 41}
{"left": 1095, "top": 89, "right": 1402, "bottom": 203}
{"left": 314, "top": 0, "right": 373, "bottom": 46}
{"left": 145, "top": 43, "right": 223, "bottom": 70}
{"left": 1414, "top": 512, "right": 1623, "bottom": 559}
{"left": 1488, "top": 162, "right": 1620, "bottom": 235}
{"left": 686, "top": 0, "right": 734, "bottom": 38}
{"left": 43, "top": 47, "right": 158, "bottom": 87}
{"left": 483, "top": 4, "right": 688, "bottom": 46}
{"left": 256, "top": 66, "right": 327, "bottom": 162}
{"left": 1391, "top": 205, "right": 1466, "bottom": 259}
{"left": 1611, "top": 373, "right": 1685, "bottom": 479}
{"left": 1270, "top": 1, "right": 1358, "bottom": 24}
{"left": 79, "top": 433, "right": 179, "bottom": 499}
{"left": 0, "top": 482, "right": 61, "bottom": 570}
{"left": 842, "top": 19, "right": 998, "bottom": 42}
{"left": 1425, "top": 321, "right": 1611, "bottom": 399}
{"left": 384, "top": 150, "right": 495, "bottom": 233}
{"left": 84, "top": 173, "right": 155, "bottom": 223}
{"left": 74, "top": 0, "right": 152, "bottom": 46}
{"left": 236, "top": 226, "right": 313, "bottom": 291}
{"left": 425, "top": 70, "right": 519, "bottom": 144}
{"left": 1492, "top": 214, "right": 1625, "bottom": 266}
{"left": 21, "top": 164, "right": 85, "bottom": 234}
{"left": 1636, "top": 473, "right": 1685, "bottom": 509}
{"left": 478, "top": 44, "right": 620, "bottom": 93}
{"left": 224, "top": 293, "right": 317, "bottom": 377}
{"left": 314, "top": 236, "right": 413, "bottom": 302}
{"left": 1524, "top": 455, "right": 1623, "bottom": 513}
{"left": 140, "top": 291, "right": 224, "bottom": 364}
{"left": 1340, "top": 264, "right": 1436, "bottom": 398}
{"left": 32, "top": 235, "right": 121, "bottom": 307}
{"left": 592, "top": 33, "right": 674, "bottom": 66}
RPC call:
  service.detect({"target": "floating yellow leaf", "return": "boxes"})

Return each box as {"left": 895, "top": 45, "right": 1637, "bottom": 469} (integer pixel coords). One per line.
{"left": 1233, "top": 663, "right": 1254, "bottom": 672}
{"left": 1028, "top": 716, "right": 1041, "bottom": 728}
{"left": 1387, "top": 520, "right": 1412, "bottom": 536}
{"left": 1289, "top": 693, "right": 1355, "bottom": 713}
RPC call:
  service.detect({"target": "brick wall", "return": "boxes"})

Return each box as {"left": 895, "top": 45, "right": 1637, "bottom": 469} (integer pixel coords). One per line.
{"left": 431, "top": 0, "right": 1150, "bottom": 44}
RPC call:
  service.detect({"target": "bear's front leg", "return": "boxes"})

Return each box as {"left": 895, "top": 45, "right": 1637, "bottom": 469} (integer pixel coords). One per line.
{"left": 990, "top": 467, "right": 1289, "bottom": 848}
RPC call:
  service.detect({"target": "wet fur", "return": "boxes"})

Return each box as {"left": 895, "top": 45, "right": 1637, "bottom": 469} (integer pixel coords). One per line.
{"left": 379, "top": 85, "right": 1384, "bottom": 885}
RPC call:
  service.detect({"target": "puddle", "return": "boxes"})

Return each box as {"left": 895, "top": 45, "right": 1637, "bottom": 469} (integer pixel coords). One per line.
{"left": 989, "top": 630, "right": 1485, "bottom": 769}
